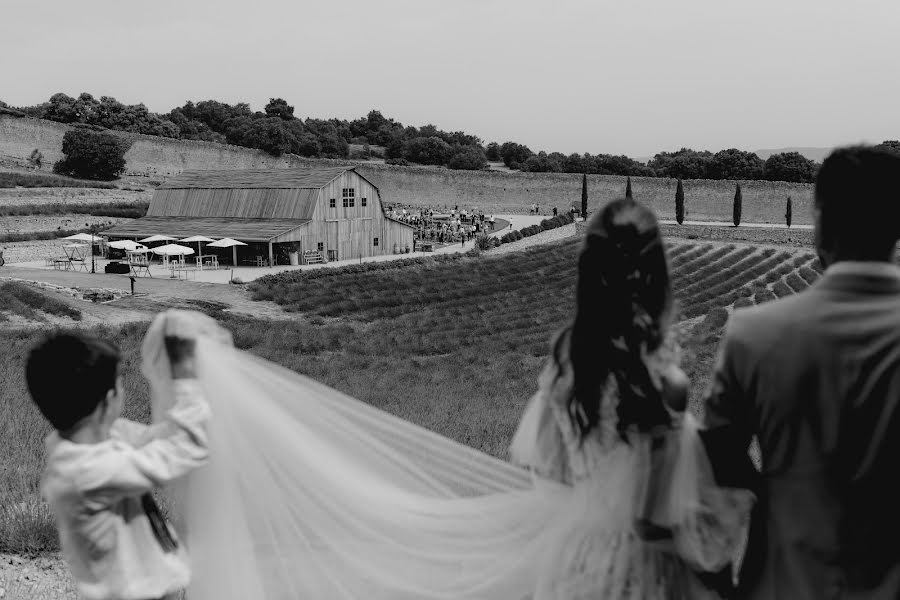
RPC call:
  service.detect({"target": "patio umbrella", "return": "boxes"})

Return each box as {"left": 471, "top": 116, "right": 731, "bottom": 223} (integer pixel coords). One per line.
{"left": 151, "top": 244, "right": 195, "bottom": 256}
{"left": 207, "top": 237, "right": 247, "bottom": 266}
{"left": 139, "top": 234, "right": 177, "bottom": 243}
{"left": 62, "top": 233, "right": 104, "bottom": 243}
{"left": 108, "top": 240, "right": 148, "bottom": 251}
{"left": 179, "top": 235, "right": 217, "bottom": 261}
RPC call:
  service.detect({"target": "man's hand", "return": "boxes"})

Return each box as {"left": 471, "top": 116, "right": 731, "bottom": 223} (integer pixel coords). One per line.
{"left": 164, "top": 335, "right": 196, "bottom": 380}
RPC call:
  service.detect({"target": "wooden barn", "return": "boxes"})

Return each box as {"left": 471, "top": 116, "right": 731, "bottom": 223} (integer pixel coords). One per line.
{"left": 105, "top": 166, "right": 414, "bottom": 265}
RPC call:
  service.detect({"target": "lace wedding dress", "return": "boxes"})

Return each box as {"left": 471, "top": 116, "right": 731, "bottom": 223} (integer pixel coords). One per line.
{"left": 143, "top": 311, "right": 752, "bottom": 600}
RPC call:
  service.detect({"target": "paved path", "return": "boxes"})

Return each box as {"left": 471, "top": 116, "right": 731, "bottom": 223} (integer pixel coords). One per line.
{"left": 658, "top": 219, "right": 813, "bottom": 230}
{"left": 485, "top": 223, "right": 578, "bottom": 256}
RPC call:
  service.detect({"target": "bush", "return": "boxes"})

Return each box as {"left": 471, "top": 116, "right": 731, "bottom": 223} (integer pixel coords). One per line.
{"left": 733, "top": 297, "right": 755, "bottom": 309}
{"left": 447, "top": 146, "right": 488, "bottom": 170}
{"left": 785, "top": 196, "right": 792, "bottom": 228}
{"left": 675, "top": 178, "right": 685, "bottom": 224}
{"left": 385, "top": 158, "right": 411, "bottom": 166}
{"left": 28, "top": 149, "right": 43, "bottom": 169}
{"left": 475, "top": 235, "right": 494, "bottom": 251}
{"left": 53, "top": 129, "right": 129, "bottom": 180}
{"left": 733, "top": 183, "right": 742, "bottom": 227}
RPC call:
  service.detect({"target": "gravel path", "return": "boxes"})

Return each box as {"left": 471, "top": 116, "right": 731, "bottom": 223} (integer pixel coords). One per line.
{"left": 0, "top": 554, "right": 78, "bottom": 600}
{"left": 485, "top": 223, "right": 577, "bottom": 255}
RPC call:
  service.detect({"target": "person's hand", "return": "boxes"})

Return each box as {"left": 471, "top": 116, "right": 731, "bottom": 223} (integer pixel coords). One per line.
{"left": 164, "top": 335, "right": 197, "bottom": 379}
{"left": 661, "top": 365, "right": 689, "bottom": 414}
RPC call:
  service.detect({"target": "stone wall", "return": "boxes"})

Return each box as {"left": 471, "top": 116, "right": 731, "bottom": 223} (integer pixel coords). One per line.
{"left": 0, "top": 112, "right": 307, "bottom": 177}
{"left": 1, "top": 112, "right": 814, "bottom": 224}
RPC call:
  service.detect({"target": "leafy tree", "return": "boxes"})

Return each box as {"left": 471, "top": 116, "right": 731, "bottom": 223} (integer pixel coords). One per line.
{"left": 710, "top": 148, "right": 764, "bottom": 180}
{"left": 733, "top": 183, "right": 742, "bottom": 227}
{"left": 304, "top": 119, "right": 349, "bottom": 158}
{"left": 875, "top": 140, "right": 900, "bottom": 156}
{"left": 53, "top": 128, "right": 128, "bottom": 180}
{"left": 785, "top": 196, "right": 792, "bottom": 228}
{"left": 625, "top": 176, "right": 633, "bottom": 198}
{"left": 648, "top": 148, "right": 712, "bottom": 179}
{"left": 521, "top": 152, "right": 563, "bottom": 172}
{"left": 675, "top": 178, "right": 684, "bottom": 224}
{"left": 763, "top": 152, "right": 817, "bottom": 183}
{"left": 447, "top": 146, "right": 487, "bottom": 170}
{"left": 264, "top": 98, "right": 295, "bottom": 120}
{"left": 485, "top": 142, "right": 501, "bottom": 161}
{"left": 581, "top": 173, "right": 588, "bottom": 221}
{"left": 402, "top": 136, "right": 453, "bottom": 165}
{"left": 499, "top": 142, "right": 533, "bottom": 168}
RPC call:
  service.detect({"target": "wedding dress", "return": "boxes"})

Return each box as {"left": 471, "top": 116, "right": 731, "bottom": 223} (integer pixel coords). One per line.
{"left": 142, "top": 311, "right": 752, "bottom": 599}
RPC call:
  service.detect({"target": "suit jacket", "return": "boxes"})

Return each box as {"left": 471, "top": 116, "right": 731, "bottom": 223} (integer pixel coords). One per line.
{"left": 701, "top": 261, "right": 900, "bottom": 600}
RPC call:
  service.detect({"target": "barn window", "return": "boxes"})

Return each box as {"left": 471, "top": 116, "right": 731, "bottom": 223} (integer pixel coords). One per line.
{"left": 329, "top": 198, "right": 336, "bottom": 208}
{"left": 342, "top": 188, "right": 355, "bottom": 208}
{"left": 361, "top": 197, "right": 367, "bottom": 207}
{"left": 374, "top": 237, "right": 379, "bottom": 247}
{"left": 317, "top": 242, "right": 324, "bottom": 252}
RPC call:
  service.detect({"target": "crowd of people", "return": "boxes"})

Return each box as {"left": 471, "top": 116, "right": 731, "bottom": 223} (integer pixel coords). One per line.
{"left": 385, "top": 205, "right": 499, "bottom": 244}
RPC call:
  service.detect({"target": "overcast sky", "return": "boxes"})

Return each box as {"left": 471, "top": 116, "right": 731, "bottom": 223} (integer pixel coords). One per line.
{"left": 2, "top": 0, "right": 897, "bottom": 157}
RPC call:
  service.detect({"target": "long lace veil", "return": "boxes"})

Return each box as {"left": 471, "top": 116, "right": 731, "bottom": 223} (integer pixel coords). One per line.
{"left": 141, "top": 311, "right": 568, "bottom": 600}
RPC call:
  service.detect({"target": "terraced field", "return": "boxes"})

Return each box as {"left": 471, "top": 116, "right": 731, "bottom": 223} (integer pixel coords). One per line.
{"left": 251, "top": 238, "right": 823, "bottom": 356}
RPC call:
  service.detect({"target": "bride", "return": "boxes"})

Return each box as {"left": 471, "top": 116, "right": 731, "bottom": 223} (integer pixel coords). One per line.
{"left": 142, "top": 198, "right": 753, "bottom": 599}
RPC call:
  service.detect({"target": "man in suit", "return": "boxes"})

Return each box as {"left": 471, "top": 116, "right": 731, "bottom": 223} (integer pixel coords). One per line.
{"left": 701, "top": 145, "right": 900, "bottom": 599}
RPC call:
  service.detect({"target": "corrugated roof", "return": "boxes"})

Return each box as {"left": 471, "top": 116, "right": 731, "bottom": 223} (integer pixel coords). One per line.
{"left": 157, "top": 166, "right": 356, "bottom": 190}
{"left": 104, "top": 217, "right": 310, "bottom": 242}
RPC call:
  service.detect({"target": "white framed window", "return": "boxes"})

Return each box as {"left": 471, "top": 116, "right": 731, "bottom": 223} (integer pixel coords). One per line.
{"left": 329, "top": 198, "right": 336, "bottom": 208}
{"left": 342, "top": 188, "right": 355, "bottom": 208}
{"left": 317, "top": 242, "right": 324, "bottom": 252}
{"left": 374, "top": 237, "right": 379, "bottom": 247}
{"left": 361, "top": 197, "right": 367, "bottom": 207}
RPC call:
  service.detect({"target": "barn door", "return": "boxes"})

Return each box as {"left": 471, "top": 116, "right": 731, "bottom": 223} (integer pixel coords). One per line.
{"left": 327, "top": 221, "right": 339, "bottom": 261}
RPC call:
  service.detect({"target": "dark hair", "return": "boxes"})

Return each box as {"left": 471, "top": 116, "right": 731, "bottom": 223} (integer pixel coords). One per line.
{"left": 815, "top": 146, "right": 900, "bottom": 260}
{"left": 559, "top": 197, "right": 673, "bottom": 441}
{"left": 26, "top": 333, "right": 121, "bottom": 431}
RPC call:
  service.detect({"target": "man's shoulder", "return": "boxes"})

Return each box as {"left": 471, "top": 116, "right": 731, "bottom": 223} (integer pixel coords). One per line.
{"left": 724, "top": 291, "right": 818, "bottom": 348}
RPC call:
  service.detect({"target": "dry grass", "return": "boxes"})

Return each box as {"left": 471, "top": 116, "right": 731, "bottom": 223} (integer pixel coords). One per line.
{"left": 0, "top": 172, "right": 116, "bottom": 190}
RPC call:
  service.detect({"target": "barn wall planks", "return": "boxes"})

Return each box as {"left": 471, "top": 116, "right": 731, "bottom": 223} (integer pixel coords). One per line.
{"left": 272, "top": 170, "right": 413, "bottom": 259}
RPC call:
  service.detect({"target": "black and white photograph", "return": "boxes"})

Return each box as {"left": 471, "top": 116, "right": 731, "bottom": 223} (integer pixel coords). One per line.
{"left": 1, "top": 1, "right": 899, "bottom": 598}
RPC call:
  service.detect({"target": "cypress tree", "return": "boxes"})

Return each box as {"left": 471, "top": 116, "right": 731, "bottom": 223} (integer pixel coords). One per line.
{"left": 785, "top": 196, "right": 792, "bottom": 228}
{"left": 625, "top": 176, "right": 633, "bottom": 199}
{"left": 675, "top": 178, "right": 685, "bottom": 225}
{"left": 581, "top": 173, "right": 588, "bottom": 221}
{"left": 733, "top": 183, "right": 742, "bottom": 227}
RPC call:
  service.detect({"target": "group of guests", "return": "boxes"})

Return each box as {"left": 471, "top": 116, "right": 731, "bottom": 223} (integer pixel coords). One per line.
{"left": 385, "top": 204, "right": 498, "bottom": 245}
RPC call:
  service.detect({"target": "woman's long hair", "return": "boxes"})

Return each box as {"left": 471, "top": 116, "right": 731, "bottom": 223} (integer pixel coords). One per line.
{"left": 558, "top": 197, "right": 674, "bottom": 442}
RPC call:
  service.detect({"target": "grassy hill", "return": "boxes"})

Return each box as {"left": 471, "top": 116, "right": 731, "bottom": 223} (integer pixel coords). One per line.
{"left": 0, "top": 237, "right": 821, "bottom": 553}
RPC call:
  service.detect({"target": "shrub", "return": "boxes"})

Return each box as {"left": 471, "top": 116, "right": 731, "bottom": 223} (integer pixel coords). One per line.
{"left": 581, "top": 174, "right": 588, "bottom": 221}
{"left": 733, "top": 183, "right": 742, "bottom": 227}
{"left": 785, "top": 196, "right": 792, "bottom": 228}
{"left": 733, "top": 297, "right": 755, "bottom": 309}
{"left": 447, "top": 146, "right": 488, "bottom": 170}
{"left": 53, "top": 129, "right": 129, "bottom": 180}
{"left": 475, "top": 235, "right": 494, "bottom": 251}
{"left": 28, "top": 149, "right": 43, "bottom": 169}
{"left": 625, "top": 176, "right": 633, "bottom": 199}
{"left": 675, "top": 178, "right": 685, "bottom": 225}
{"left": 385, "top": 158, "right": 410, "bottom": 166}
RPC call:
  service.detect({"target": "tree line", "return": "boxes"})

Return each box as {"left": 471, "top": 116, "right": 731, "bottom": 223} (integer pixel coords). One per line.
{"left": 2, "top": 94, "right": 898, "bottom": 182}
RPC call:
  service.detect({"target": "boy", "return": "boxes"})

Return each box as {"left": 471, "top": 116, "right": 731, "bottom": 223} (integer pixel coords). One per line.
{"left": 27, "top": 322, "right": 210, "bottom": 600}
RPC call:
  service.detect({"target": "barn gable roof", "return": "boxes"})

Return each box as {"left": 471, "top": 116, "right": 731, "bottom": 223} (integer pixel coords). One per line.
{"left": 105, "top": 216, "right": 310, "bottom": 242}
{"left": 157, "top": 166, "right": 358, "bottom": 190}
